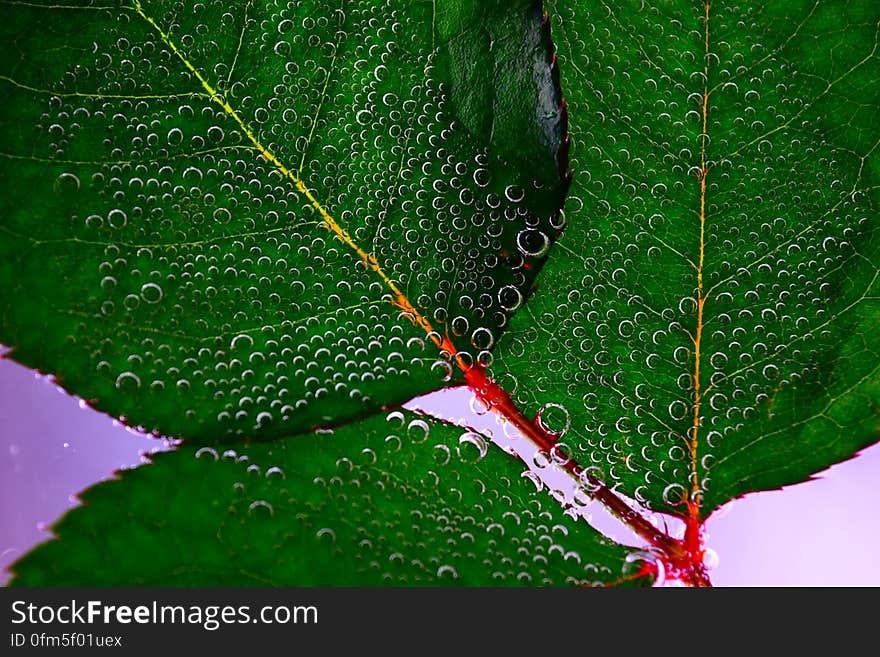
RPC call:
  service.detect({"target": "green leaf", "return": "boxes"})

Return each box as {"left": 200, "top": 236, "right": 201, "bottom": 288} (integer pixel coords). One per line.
{"left": 492, "top": 0, "right": 880, "bottom": 516}
{"left": 0, "top": 0, "right": 566, "bottom": 443}
{"left": 9, "top": 410, "right": 646, "bottom": 586}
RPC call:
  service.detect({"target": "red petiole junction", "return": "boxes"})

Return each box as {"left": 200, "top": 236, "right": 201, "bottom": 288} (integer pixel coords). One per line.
{"left": 464, "top": 364, "right": 712, "bottom": 587}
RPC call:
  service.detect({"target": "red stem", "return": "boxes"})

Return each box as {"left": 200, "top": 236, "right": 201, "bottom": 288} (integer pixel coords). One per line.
{"left": 464, "top": 366, "right": 711, "bottom": 587}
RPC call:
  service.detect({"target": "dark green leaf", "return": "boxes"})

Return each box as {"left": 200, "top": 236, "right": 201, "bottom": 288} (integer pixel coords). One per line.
{"left": 9, "top": 410, "right": 645, "bottom": 586}
{"left": 493, "top": 0, "right": 880, "bottom": 516}
{"left": 0, "top": 0, "right": 566, "bottom": 442}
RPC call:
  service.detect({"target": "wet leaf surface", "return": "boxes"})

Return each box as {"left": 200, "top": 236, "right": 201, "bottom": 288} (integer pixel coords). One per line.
{"left": 0, "top": 0, "right": 566, "bottom": 442}
{"left": 10, "top": 410, "right": 645, "bottom": 586}
{"left": 493, "top": 0, "right": 880, "bottom": 515}
{"left": 5, "top": 0, "right": 880, "bottom": 585}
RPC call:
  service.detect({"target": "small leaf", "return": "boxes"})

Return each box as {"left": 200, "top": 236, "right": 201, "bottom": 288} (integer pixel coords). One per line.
{"left": 9, "top": 410, "right": 647, "bottom": 586}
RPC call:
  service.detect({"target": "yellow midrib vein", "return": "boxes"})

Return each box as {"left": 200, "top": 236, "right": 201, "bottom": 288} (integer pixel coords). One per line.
{"left": 131, "top": 0, "right": 460, "bottom": 363}
{"left": 688, "top": 0, "right": 712, "bottom": 517}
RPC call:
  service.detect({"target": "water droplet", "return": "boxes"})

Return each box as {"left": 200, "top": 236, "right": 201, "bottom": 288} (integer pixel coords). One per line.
{"left": 114, "top": 371, "right": 140, "bottom": 390}
{"left": 436, "top": 564, "right": 458, "bottom": 580}
{"left": 536, "top": 402, "right": 570, "bottom": 438}
{"left": 140, "top": 282, "right": 163, "bottom": 304}
{"left": 457, "top": 431, "right": 488, "bottom": 462}
{"left": 107, "top": 209, "right": 127, "bottom": 229}
{"left": 54, "top": 172, "right": 80, "bottom": 193}
{"left": 248, "top": 500, "right": 274, "bottom": 516}
{"left": 195, "top": 447, "right": 218, "bottom": 461}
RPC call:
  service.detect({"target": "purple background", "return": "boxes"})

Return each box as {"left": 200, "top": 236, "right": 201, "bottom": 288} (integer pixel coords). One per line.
{"left": 2, "top": 356, "right": 879, "bottom": 586}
